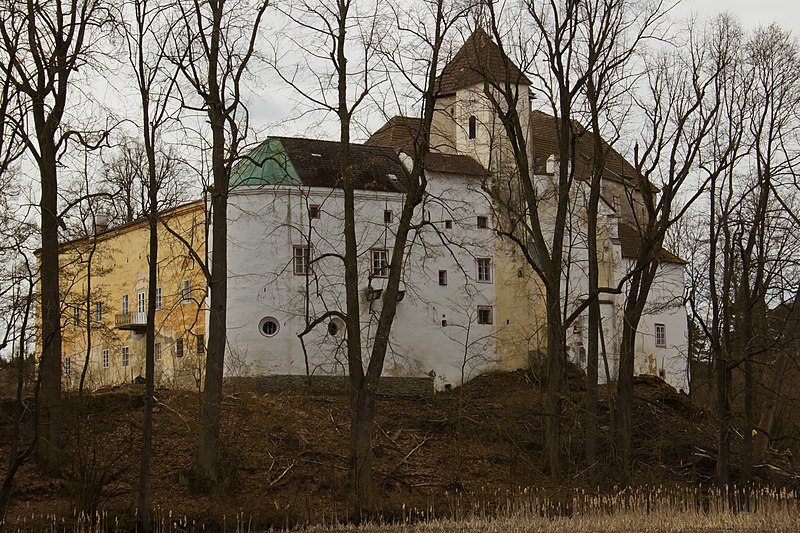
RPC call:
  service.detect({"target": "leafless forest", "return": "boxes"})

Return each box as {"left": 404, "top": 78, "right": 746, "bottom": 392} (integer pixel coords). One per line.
{"left": 1, "top": 0, "right": 800, "bottom": 530}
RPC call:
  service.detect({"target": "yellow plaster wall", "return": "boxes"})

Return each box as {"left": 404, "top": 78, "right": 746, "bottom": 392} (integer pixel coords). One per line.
{"left": 51, "top": 202, "right": 207, "bottom": 391}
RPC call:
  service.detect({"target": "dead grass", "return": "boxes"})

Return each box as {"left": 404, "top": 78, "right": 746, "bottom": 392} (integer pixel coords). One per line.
{"left": 0, "top": 370, "right": 797, "bottom": 530}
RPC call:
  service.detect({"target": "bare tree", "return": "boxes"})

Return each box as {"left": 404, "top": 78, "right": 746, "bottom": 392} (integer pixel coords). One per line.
{"left": 173, "top": 0, "right": 269, "bottom": 490}
{"left": 122, "top": 0, "right": 182, "bottom": 523}
{"left": 614, "top": 20, "right": 728, "bottom": 470}
{"left": 0, "top": 0, "right": 112, "bottom": 472}
{"left": 275, "top": 0, "right": 465, "bottom": 509}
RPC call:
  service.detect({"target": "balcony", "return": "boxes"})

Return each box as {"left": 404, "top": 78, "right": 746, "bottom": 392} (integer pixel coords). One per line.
{"left": 115, "top": 311, "right": 148, "bottom": 331}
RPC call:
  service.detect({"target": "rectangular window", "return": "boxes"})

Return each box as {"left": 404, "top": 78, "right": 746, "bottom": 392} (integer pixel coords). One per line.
{"left": 156, "top": 287, "right": 162, "bottom": 310}
{"left": 384, "top": 210, "right": 393, "bottom": 224}
{"left": 95, "top": 301, "right": 103, "bottom": 322}
{"left": 137, "top": 291, "right": 146, "bottom": 314}
{"left": 370, "top": 249, "right": 389, "bottom": 278}
{"left": 73, "top": 306, "right": 81, "bottom": 327}
{"left": 293, "top": 245, "right": 311, "bottom": 275}
{"left": 182, "top": 280, "right": 191, "bottom": 303}
{"left": 102, "top": 349, "right": 109, "bottom": 369}
{"left": 122, "top": 294, "right": 129, "bottom": 315}
{"left": 477, "top": 215, "right": 488, "bottom": 229}
{"left": 176, "top": 338, "right": 184, "bottom": 358}
{"left": 121, "top": 346, "right": 130, "bottom": 368}
{"left": 438, "top": 270, "right": 448, "bottom": 286}
{"left": 655, "top": 323, "right": 667, "bottom": 348}
{"left": 477, "top": 258, "right": 492, "bottom": 283}
{"left": 197, "top": 334, "right": 205, "bottom": 355}
{"left": 477, "top": 305, "right": 493, "bottom": 325}
{"left": 309, "top": 204, "right": 321, "bottom": 219}
{"left": 155, "top": 343, "right": 161, "bottom": 361}
{"left": 444, "top": 220, "right": 453, "bottom": 229}
{"left": 468, "top": 115, "right": 477, "bottom": 139}
{"left": 65, "top": 356, "right": 71, "bottom": 376}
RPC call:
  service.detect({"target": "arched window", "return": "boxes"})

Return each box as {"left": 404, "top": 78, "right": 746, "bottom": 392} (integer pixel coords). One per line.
{"left": 468, "top": 115, "right": 477, "bottom": 140}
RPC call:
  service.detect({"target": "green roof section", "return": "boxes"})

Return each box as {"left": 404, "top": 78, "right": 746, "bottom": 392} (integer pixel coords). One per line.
{"left": 230, "top": 138, "right": 302, "bottom": 187}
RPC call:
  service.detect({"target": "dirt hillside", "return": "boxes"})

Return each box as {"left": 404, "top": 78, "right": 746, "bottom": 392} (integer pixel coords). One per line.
{"left": 1, "top": 370, "right": 795, "bottom": 530}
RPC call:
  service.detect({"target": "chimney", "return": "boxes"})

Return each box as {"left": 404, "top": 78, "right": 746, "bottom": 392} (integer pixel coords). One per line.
{"left": 545, "top": 154, "right": 557, "bottom": 174}
{"left": 94, "top": 213, "right": 109, "bottom": 234}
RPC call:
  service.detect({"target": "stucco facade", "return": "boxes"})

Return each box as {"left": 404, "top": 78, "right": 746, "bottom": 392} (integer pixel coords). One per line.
{"left": 50, "top": 202, "right": 207, "bottom": 390}
{"left": 223, "top": 140, "right": 498, "bottom": 389}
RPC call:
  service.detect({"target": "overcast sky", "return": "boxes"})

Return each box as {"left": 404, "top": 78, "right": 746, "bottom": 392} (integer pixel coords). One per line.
{"left": 675, "top": 0, "right": 794, "bottom": 30}
{"left": 247, "top": 0, "right": 800, "bottom": 142}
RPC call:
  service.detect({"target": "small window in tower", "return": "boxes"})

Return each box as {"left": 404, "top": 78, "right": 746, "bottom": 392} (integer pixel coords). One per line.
{"left": 655, "top": 323, "right": 667, "bottom": 348}
{"left": 438, "top": 270, "right": 448, "bottom": 286}
{"left": 477, "top": 215, "right": 488, "bottom": 229}
{"left": 477, "top": 306, "right": 493, "bottom": 325}
{"left": 309, "top": 204, "right": 321, "bottom": 219}
{"left": 468, "top": 115, "right": 477, "bottom": 140}
{"left": 444, "top": 220, "right": 453, "bottom": 229}
{"left": 384, "top": 210, "right": 393, "bottom": 224}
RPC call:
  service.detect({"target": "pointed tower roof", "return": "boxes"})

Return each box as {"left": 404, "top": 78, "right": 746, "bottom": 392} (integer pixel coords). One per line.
{"left": 435, "top": 27, "right": 530, "bottom": 97}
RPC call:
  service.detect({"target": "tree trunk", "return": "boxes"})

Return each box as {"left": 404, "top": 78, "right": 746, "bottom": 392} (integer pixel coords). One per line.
{"left": 138, "top": 210, "right": 157, "bottom": 528}
{"left": 37, "top": 139, "right": 62, "bottom": 473}
{"left": 615, "top": 265, "right": 656, "bottom": 472}
{"left": 350, "top": 385, "right": 375, "bottom": 514}
{"left": 545, "top": 288, "right": 563, "bottom": 475}
{"left": 195, "top": 164, "right": 227, "bottom": 490}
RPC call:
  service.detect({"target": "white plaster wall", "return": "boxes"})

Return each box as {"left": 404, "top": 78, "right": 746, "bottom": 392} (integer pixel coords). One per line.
{"left": 631, "top": 262, "right": 689, "bottom": 391}
{"left": 535, "top": 171, "right": 690, "bottom": 391}
{"left": 225, "top": 171, "right": 496, "bottom": 389}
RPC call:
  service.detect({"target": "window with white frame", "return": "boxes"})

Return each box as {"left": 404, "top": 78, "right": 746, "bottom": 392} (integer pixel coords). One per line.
{"left": 182, "top": 280, "right": 191, "bottom": 303}
{"left": 102, "top": 349, "right": 109, "bottom": 369}
{"left": 655, "top": 323, "right": 667, "bottom": 347}
{"left": 121, "top": 346, "right": 130, "bottom": 367}
{"left": 293, "top": 245, "right": 311, "bottom": 275}
{"left": 155, "top": 343, "right": 161, "bottom": 361}
{"left": 477, "top": 258, "right": 492, "bottom": 283}
{"left": 122, "top": 294, "right": 129, "bottom": 315}
{"left": 137, "top": 291, "right": 146, "bottom": 314}
{"left": 95, "top": 301, "right": 103, "bottom": 322}
{"left": 73, "top": 306, "right": 80, "bottom": 327}
{"left": 65, "top": 356, "right": 71, "bottom": 376}
{"left": 370, "top": 249, "right": 389, "bottom": 278}
{"left": 477, "top": 305, "right": 493, "bottom": 325}
{"left": 155, "top": 287, "right": 162, "bottom": 310}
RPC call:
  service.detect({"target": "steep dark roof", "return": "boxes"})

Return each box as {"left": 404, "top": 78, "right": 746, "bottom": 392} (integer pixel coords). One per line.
{"left": 367, "top": 116, "right": 488, "bottom": 177}
{"left": 232, "top": 137, "right": 407, "bottom": 193}
{"left": 366, "top": 116, "right": 422, "bottom": 152}
{"left": 435, "top": 27, "right": 530, "bottom": 97}
{"left": 618, "top": 224, "right": 685, "bottom": 265}
{"left": 279, "top": 137, "right": 406, "bottom": 192}
{"left": 529, "top": 110, "right": 639, "bottom": 184}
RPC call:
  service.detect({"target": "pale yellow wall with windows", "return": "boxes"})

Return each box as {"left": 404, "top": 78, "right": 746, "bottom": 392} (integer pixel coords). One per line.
{"left": 46, "top": 201, "right": 207, "bottom": 391}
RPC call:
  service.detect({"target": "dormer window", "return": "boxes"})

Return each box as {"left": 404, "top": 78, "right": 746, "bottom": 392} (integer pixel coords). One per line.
{"left": 468, "top": 116, "right": 477, "bottom": 140}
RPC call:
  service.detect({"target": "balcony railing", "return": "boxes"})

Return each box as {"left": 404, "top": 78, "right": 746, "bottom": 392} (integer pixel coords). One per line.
{"left": 115, "top": 311, "right": 148, "bottom": 331}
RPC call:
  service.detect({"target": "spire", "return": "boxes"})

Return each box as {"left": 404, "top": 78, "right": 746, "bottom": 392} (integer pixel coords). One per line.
{"left": 435, "top": 28, "right": 530, "bottom": 97}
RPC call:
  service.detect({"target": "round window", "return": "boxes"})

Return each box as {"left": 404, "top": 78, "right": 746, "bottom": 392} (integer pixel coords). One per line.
{"left": 259, "top": 317, "right": 280, "bottom": 337}
{"left": 327, "top": 317, "right": 345, "bottom": 338}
